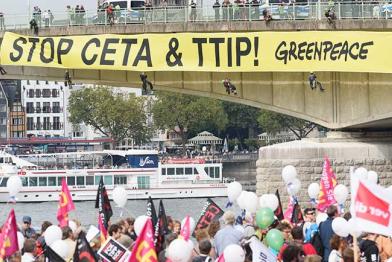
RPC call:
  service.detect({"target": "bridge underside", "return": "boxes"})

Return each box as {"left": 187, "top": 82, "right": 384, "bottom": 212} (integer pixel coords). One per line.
{"left": 2, "top": 65, "right": 392, "bottom": 130}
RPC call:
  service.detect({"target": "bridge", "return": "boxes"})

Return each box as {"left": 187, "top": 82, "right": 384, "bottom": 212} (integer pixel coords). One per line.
{"left": 1, "top": 18, "right": 392, "bottom": 130}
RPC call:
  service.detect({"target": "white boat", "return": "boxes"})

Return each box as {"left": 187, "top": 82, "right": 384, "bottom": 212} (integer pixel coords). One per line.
{"left": 0, "top": 150, "right": 228, "bottom": 202}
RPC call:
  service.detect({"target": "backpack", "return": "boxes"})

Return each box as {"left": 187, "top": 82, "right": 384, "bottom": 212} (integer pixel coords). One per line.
{"left": 310, "top": 229, "right": 324, "bottom": 257}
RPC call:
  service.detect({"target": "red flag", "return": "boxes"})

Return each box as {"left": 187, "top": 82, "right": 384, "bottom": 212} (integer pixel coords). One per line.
{"left": 129, "top": 218, "right": 157, "bottom": 262}
{"left": 317, "top": 156, "right": 337, "bottom": 212}
{"left": 98, "top": 214, "right": 108, "bottom": 245}
{"left": 0, "top": 209, "right": 19, "bottom": 259}
{"left": 216, "top": 254, "right": 225, "bottom": 262}
{"left": 57, "top": 178, "right": 75, "bottom": 227}
{"left": 180, "top": 216, "right": 191, "bottom": 241}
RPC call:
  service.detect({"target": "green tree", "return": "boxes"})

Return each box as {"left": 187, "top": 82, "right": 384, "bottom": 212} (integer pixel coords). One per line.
{"left": 68, "top": 87, "right": 150, "bottom": 146}
{"left": 152, "top": 92, "right": 228, "bottom": 154}
{"left": 257, "top": 110, "right": 317, "bottom": 139}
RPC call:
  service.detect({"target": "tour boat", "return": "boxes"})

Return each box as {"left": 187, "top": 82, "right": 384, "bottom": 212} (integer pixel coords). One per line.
{"left": 0, "top": 150, "right": 228, "bottom": 202}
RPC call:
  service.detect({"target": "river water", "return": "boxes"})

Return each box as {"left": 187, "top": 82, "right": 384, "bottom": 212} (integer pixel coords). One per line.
{"left": 0, "top": 197, "right": 232, "bottom": 229}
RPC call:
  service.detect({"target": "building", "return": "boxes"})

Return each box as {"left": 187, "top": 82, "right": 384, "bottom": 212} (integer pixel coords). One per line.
{"left": 0, "top": 82, "right": 8, "bottom": 140}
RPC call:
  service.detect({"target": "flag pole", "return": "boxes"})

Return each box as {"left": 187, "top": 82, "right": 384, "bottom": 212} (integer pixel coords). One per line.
{"left": 353, "top": 236, "right": 359, "bottom": 262}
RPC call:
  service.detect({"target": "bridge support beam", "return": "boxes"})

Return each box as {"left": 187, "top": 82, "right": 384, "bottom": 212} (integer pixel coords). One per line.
{"left": 256, "top": 131, "right": 392, "bottom": 207}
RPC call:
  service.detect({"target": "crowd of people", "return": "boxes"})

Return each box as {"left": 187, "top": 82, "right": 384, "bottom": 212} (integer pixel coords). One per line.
{"left": 66, "top": 5, "right": 87, "bottom": 26}
{"left": 3, "top": 201, "right": 391, "bottom": 261}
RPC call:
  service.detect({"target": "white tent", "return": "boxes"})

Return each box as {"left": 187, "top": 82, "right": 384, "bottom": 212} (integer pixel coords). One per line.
{"left": 188, "top": 131, "right": 223, "bottom": 145}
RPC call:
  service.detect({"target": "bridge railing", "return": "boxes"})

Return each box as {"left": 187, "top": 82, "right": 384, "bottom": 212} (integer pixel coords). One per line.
{"left": 1, "top": 2, "right": 392, "bottom": 31}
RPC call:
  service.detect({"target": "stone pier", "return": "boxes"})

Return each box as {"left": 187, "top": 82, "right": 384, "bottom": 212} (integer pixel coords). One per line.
{"left": 256, "top": 132, "right": 392, "bottom": 208}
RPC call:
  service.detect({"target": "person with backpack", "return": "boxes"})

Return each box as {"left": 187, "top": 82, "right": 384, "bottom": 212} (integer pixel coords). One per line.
{"left": 319, "top": 205, "right": 339, "bottom": 262}
{"left": 192, "top": 239, "right": 213, "bottom": 262}
{"left": 359, "top": 233, "right": 380, "bottom": 262}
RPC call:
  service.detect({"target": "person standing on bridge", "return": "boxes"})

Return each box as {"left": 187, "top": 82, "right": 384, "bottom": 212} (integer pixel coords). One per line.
{"left": 0, "top": 12, "right": 4, "bottom": 30}
{"left": 213, "top": 0, "right": 221, "bottom": 21}
{"left": 190, "top": 0, "right": 197, "bottom": 22}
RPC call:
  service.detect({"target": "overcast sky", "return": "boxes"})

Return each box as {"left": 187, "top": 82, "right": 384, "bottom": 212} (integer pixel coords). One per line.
{"left": 2, "top": 0, "right": 97, "bottom": 14}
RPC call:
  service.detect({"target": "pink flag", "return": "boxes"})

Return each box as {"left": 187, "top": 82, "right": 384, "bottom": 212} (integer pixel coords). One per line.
{"left": 216, "top": 254, "right": 225, "bottom": 262}
{"left": 0, "top": 209, "right": 19, "bottom": 259}
{"left": 283, "top": 197, "right": 295, "bottom": 221}
{"left": 57, "top": 178, "right": 75, "bottom": 227}
{"left": 180, "top": 216, "right": 191, "bottom": 241}
{"left": 129, "top": 218, "right": 157, "bottom": 262}
{"left": 317, "top": 156, "right": 337, "bottom": 212}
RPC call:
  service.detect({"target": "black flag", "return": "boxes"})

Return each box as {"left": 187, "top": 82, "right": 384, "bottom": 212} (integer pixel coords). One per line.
{"left": 194, "top": 198, "right": 224, "bottom": 234}
{"left": 147, "top": 196, "right": 158, "bottom": 227}
{"left": 73, "top": 231, "right": 97, "bottom": 262}
{"left": 155, "top": 200, "right": 169, "bottom": 253}
{"left": 44, "top": 245, "right": 66, "bottom": 262}
{"left": 291, "top": 201, "right": 304, "bottom": 226}
{"left": 274, "top": 189, "right": 284, "bottom": 221}
{"left": 95, "top": 177, "right": 113, "bottom": 230}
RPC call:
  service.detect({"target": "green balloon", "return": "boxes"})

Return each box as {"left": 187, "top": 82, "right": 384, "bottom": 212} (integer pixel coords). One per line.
{"left": 266, "top": 229, "right": 284, "bottom": 251}
{"left": 255, "top": 207, "right": 274, "bottom": 229}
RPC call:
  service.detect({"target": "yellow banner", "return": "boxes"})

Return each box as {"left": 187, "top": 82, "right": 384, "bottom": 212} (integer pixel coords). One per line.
{"left": 0, "top": 31, "right": 389, "bottom": 72}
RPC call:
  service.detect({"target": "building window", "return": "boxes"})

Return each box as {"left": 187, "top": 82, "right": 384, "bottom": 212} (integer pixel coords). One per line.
{"left": 0, "top": 118, "right": 6, "bottom": 125}
{"left": 53, "top": 117, "right": 60, "bottom": 130}
{"left": 36, "top": 80, "right": 39, "bottom": 85}
{"left": 52, "top": 102, "right": 60, "bottom": 113}
{"left": 43, "top": 89, "right": 51, "bottom": 98}
{"left": 28, "top": 89, "right": 34, "bottom": 98}
{"left": 35, "top": 89, "right": 41, "bottom": 98}
{"left": 73, "top": 131, "right": 83, "bottom": 137}
{"left": 26, "top": 102, "right": 34, "bottom": 113}
{"left": 27, "top": 117, "right": 34, "bottom": 130}
{"left": 12, "top": 118, "right": 23, "bottom": 125}
{"left": 52, "top": 89, "right": 59, "bottom": 98}
{"left": 43, "top": 102, "right": 51, "bottom": 113}
{"left": 36, "top": 117, "right": 41, "bottom": 130}
{"left": 35, "top": 102, "right": 41, "bottom": 113}
{"left": 43, "top": 117, "right": 50, "bottom": 130}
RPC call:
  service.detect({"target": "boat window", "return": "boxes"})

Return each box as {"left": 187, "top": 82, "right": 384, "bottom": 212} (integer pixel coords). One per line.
{"left": 57, "top": 177, "right": 65, "bottom": 186}
{"left": 185, "top": 168, "right": 193, "bottom": 175}
{"left": 29, "top": 177, "right": 37, "bottom": 187}
{"left": 193, "top": 168, "right": 199, "bottom": 175}
{"left": 137, "top": 176, "right": 150, "bottom": 189}
{"left": 39, "top": 177, "right": 47, "bottom": 187}
{"left": 77, "top": 176, "right": 85, "bottom": 186}
{"left": 104, "top": 175, "right": 113, "bottom": 185}
{"left": 0, "top": 158, "right": 3, "bottom": 163}
{"left": 114, "top": 176, "right": 127, "bottom": 185}
{"left": 86, "top": 176, "right": 94, "bottom": 186}
{"left": 21, "top": 177, "right": 28, "bottom": 187}
{"left": 67, "top": 176, "right": 76, "bottom": 186}
{"left": 48, "top": 177, "right": 56, "bottom": 186}
{"left": 0, "top": 177, "right": 8, "bottom": 187}
{"left": 95, "top": 176, "right": 102, "bottom": 185}
{"left": 215, "top": 167, "right": 220, "bottom": 178}
{"left": 167, "top": 168, "right": 175, "bottom": 175}
{"left": 162, "top": 168, "right": 166, "bottom": 175}
{"left": 176, "top": 168, "right": 184, "bottom": 175}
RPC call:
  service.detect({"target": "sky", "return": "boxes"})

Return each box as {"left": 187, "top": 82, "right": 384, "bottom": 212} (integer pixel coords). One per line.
{"left": 1, "top": 0, "right": 97, "bottom": 14}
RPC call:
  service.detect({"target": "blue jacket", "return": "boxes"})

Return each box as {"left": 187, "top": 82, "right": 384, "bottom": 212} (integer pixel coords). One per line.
{"left": 319, "top": 217, "right": 334, "bottom": 262}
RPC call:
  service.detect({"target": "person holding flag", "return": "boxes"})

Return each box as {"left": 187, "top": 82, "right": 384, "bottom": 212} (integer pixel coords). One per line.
{"left": 0, "top": 209, "right": 19, "bottom": 261}
{"left": 57, "top": 178, "right": 75, "bottom": 227}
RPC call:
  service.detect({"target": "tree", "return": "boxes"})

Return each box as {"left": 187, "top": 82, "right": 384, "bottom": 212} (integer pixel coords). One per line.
{"left": 152, "top": 92, "right": 228, "bottom": 154}
{"left": 68, "top": 87, "right": 150, "bottom": 146}
{"left": 257, "top": 110, "right": 317, "bottom": 139}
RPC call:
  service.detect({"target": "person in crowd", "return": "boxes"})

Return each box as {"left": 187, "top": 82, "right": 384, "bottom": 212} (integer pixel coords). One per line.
{"left": 108, "top": 224, "right": 122, "bottom": 240}
{"left": 277, "top": 221, "right": 293, "bottom": 243}
{"left": 158, "top": 233, "right": 177, "bottom": 262}
{"left": 118, "top": 234, "right": 133, "bottom": 250}
{"left": 328, "top": 234, "right": 347, "bottom": 262}
{"left": 243, "top": 213, "right": 255, "bottom": 238}
{"left": 115, "top": 4, "right": 121, "bottom": 22}
{"left": 0, "top": 12, "right": 4, "bottom": 30}
{"left": 173, "top": 220, "right": 181, "bottom": 235}
{"left": 125, "top": 217, "right": 137, "bottom": 241}
{"left": 192, "top": 239, "right": 213, "bottom": 262}
{"left": 21, "top": 216, "right": 36, "bottom": 239}
{"left": 376, "top": 234, "right": 392, "bottom": 261}
{"left": 342, "top": 247, "right": 354, "bottom": 262}
{"left": 90, "top": 236, "right": 101, "bottom": 260}
{"left": 281, "top": 244, "right": 305, "bottom": 262}
{"left": 33, "top": 6, "right": 42, "bottom": 27}
{"left": 43, "top": 10, "right": 50, "bottom": 27}
{"left": 21, "top": 239, "right": 36, "bottom": 262}
{"left": 35, "top": 221, "right": 52, "bottom": 255}
{"left": 359, "top": 233, "right": 380, "bottom": 262}
{"left": 305, "top": 255, "right": 322, "bottom": 262}
{"left": 80, "top": 6, "right": 86, "bottom": 25}
{"left": 62, "top": 226, "right": 76, "bottom": 262}
{"left": 29, "top": 19, "right": 39, "bottom": 36}
{"left": 304, "top": 208, "right": 316, "bottom": 223}
{"left": 292, "top": 226, "right": 317, "bottom": 256}
{"left": 190, "top": 0, "right": 197, "bottom": 22}
{"left": 325, "top": 7, "right": 336, "bottom": 24}
{"left": 213, "top": 0, "right": 221, "bottom": 21}
{"left": 262, "top": 7, "right": 272, "bottom": 22}
{"left": 320, "top": 205, "right": 338, "bottom": 262}
{"left": 214, "top": 210, "right": 244, "bottom": 256}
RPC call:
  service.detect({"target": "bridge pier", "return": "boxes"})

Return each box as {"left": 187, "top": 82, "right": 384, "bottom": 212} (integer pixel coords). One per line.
{"left": 256, "top": 131, "right": 392, "bottom": 207}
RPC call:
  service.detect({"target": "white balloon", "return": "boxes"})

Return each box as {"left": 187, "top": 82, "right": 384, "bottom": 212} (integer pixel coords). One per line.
{"left": 316, "top": 213, "right": 328, "bottom": 226}
{"left": 333, "top": 184, "right": 349, "bottom": 204}
{"left": 308, "top": 183, "right": 320, "bottom": 199}
{"left": 7, "top": 176, "right": 22, "bottom": 196}
{"left": 167, "top": 238, "right": 193, "bottom": 262}
{"left": 44, "top": 225, "right": 62, "bottom": 246}
{"left": 287, "top": 178, "right": 301, "bottom": 196}
{"left": 367, "top": 171, "right": 378, "bottom": 184}
{"left": 332, "top": 217, "right": 349, "bottom": 237}
{"left": 134, "top": 215, "right": 149, "bottom": 236}
{"left": 347, "top": 218, "right": 362, "bottom": 237}
{"left": 236, "top": 191, "right": 248, "bottom": 210}
{"left": 181, "top": 216, "right": 196, "bottom": 233}
{"left": 17, "top": 232, "right": 24, "bottom": 251}
{"left": 282, "top": 165, "right": 297, "bottom": 183}
{"left": 259, "top": 194, "right": 269, "bottom": 208}
{"left": 388, "top": 185, "right": 392, "bottom": 193}
{"left": 69, "top": 220, "right": 77, "bottom": 234}
{"left": 260, "top": 194, "right": 279, "bottom": 211}
{"left": 354, "top": 167, "right": 368, "bottom": 180}
{"left": 227, "top": 181, "right": 242, "bottom": 202}
{"left": 50, "top": 240, "right": 69, "bottom": 259}
{"left": 112, "top": 187, "right": 127, "bottom": 208}
{"left": 244, "top": 192, "right": 259, "bottom": 214}
{"left": 223, "top": 244, "right": 245, "bottom": 262}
